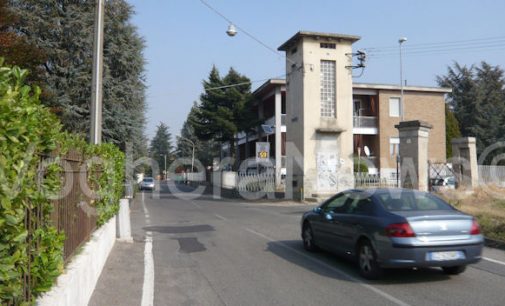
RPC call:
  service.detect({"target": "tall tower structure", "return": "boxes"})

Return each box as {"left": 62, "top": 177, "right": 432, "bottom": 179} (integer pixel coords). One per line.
{"left": 278, "top": 31, "right": 361, "bottom": 200}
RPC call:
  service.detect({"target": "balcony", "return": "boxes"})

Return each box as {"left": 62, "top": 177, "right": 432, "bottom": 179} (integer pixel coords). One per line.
{"left": 264, "top": 115, "right": 287, "bottom": 129}
{"left": 353, "top": 116, "right": 378, "bottom": 135}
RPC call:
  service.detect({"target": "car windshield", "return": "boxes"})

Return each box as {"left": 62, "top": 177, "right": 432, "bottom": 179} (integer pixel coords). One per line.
{"left": 143, "top": 178, "right": 154, "bottom": 183}
{"left": 376, "top": 190, "right": 454, "bottom": 211}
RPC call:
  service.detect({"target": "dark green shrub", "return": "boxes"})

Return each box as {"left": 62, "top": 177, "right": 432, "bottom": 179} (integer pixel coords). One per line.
{"left": 0, "top": 60, "right": 124, "bottom": 303}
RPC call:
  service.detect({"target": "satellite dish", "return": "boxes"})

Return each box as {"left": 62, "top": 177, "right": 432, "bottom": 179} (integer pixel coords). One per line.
{"left": 364, "top": 146, "right": 371, "bottom": 157}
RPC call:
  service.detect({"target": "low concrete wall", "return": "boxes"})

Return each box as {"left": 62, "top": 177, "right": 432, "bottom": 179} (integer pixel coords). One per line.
{"left": 37, "top": 216, "right": 116, "bottom": 306}
{"left": 222, "top": 171, "right": 237, "bottom": 189}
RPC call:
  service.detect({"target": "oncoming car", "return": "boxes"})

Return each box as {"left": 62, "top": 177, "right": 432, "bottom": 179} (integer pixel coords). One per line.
{"left": 300, "top": 188, "right": 483, "bottom": 279}
{"left": 139, "top": 177, "right": 155, "bottom": 191}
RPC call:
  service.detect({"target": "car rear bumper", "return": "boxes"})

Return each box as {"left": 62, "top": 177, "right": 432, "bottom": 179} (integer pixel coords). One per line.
{"left": 378, "top": 242, "right": 483, "bottom": 268}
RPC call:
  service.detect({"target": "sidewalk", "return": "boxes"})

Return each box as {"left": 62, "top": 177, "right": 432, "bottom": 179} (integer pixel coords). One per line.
{"left": 89, "top": 198, "right": 147, "bottom": 306}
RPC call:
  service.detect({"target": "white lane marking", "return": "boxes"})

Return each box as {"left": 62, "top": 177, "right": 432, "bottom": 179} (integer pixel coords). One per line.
{"left": 245, "top": 228, "right": 411, "bottom": 306}
{"left": 214, "top": 214, "right": 227, "bottom": 221}
{"left": 483, "top": 256, "right": 505, "bottom": 266}
{"left": 141, "top": 233, "right": 154, "bottom": 306}
{"left": 141, "top": 193, "right": 154, "bottom": 306}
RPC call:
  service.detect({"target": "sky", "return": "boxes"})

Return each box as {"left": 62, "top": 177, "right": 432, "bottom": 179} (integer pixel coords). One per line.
{"left": 127, "top": 0, "right": 505, "bottom": 141}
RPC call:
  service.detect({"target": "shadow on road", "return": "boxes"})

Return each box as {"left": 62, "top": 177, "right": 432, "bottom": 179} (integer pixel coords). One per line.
{"left": 266, "top": 240, "right": 451, "bottom": 285}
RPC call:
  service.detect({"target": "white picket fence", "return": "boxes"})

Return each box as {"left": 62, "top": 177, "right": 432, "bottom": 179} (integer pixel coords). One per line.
{"left": 354, "top": 174, "right": 398, "bottom": 189}
{"left": 236, "top": 172, "right": 275, "bottom": 192}
{"left": 479, "top": 165, "right": 505, "bottom": 186}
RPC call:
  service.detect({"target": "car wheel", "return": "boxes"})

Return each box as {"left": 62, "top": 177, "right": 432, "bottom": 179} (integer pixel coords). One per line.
{"left": 358, "top": 240, "right": 383, "bottom": 280}
{"left": 442, "top": 265, "right": 466, "bottom": 275}
{"left": 302, "top": 224, "right": 318, "bottom": 252}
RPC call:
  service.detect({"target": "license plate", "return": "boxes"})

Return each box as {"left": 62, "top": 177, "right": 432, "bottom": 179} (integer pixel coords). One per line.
{"left": 427, "top": 251, "right": 465, "bottom": 261}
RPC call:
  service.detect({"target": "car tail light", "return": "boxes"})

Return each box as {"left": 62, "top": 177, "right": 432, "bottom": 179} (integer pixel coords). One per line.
{"left": 470, "top": 219, "right": 481, "bottom": 235}
{"left": 385, "top": 222, "right": 416, "bottom": 237}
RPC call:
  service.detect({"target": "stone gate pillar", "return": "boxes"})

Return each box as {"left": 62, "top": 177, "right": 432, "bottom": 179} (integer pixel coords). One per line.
{"left": 451, "top": 137, "right": 478, "bottom": 190}
{"left": 395, "top": 120, "right": 433, "bottom": 191}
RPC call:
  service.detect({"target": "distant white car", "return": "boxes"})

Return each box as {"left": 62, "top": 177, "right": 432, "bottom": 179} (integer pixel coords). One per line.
{"left": 139, "top": 177, "right": 155, "bottom": 191}
{"left": 431, "top": 176, "right": 456, "bottom": 192}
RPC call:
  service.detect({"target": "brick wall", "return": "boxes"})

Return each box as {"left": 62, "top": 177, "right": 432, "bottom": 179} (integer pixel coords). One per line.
{"left": 378, "top": 90, "right": 446, "bottom": 169}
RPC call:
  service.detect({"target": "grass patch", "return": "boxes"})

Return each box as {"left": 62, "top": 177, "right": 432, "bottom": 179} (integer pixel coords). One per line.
{"left": 437, "top": 186, "right": 505, "bottom": 242}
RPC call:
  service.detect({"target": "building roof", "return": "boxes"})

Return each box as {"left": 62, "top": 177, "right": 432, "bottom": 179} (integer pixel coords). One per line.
{"left": 252, "top": 79, "right": 452, "bottom": 94}
{"left": 278, "top": 31, "right": 361, "bottom": 51}
{"left": 252, "top": 79, "right": 286, "bottom": 98}
{"left": 353, "top": 82, "right": 452, "bottom": 93}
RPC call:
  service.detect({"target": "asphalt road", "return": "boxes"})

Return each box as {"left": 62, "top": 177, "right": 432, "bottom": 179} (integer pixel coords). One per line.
{"left": 90, "top": 183, "right": 505, "bottom": 306}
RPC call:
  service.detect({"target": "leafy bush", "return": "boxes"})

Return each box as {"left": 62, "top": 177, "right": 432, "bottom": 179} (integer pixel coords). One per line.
{"left": 353, "top": 156, "right": 369, "bottom": 174}
{"left": 0, "top": 60, "right": 124, "bottom": 303}
{"left": 0, "top": 60, "right": 64, "bottom": 303}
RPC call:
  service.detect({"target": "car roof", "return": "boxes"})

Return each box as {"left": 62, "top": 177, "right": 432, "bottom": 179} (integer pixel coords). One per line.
{"left": 352, "top": 188, "right": 429, "bottom": 197}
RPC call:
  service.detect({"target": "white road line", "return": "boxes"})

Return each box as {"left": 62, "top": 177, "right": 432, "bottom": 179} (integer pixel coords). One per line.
{"left": 214, "top": 214, "right": 227, "bottom": 221}
{"left": 245, "top": 228, "right": 411, "bottom": 306}
{"left": 141, "top": 233, "right": 154, "bottom": 306}
{"left": 141, "top": 193, "right": 154, "bottom": 306}
{"left": 483, "top": 256, "right": 505, "bottom": 266}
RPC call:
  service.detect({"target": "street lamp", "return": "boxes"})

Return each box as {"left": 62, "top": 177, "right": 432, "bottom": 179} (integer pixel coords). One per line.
{"left": 90, "top": 0, "right": 105, "bottom": 144}
{"left": 399, "top": 37, "right": 407, "bottom": 121}
{"left": 178, "top": 137, "right": 195, "bottom": 173}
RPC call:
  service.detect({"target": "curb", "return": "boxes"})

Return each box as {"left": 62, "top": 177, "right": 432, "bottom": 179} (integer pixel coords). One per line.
{"left": 485, "top": 237, "right": 505, "bottom": 251}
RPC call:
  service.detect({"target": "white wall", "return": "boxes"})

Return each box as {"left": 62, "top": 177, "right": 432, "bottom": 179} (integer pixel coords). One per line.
{"left": 37, "top": 216, "right": 116, "bottom": 306}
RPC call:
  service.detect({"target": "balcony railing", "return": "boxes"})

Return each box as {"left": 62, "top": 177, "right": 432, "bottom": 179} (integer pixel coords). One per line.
{"left": 353, "top": 116, "right": 378, "bottom": 128}
{"left": 264, "top": 114, "right": 286, "bottom": 127}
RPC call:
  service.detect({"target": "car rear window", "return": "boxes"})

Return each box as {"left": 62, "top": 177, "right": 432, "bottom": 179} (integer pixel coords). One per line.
{"left": 377, "top": 191, "right": 454, "bottom": 211}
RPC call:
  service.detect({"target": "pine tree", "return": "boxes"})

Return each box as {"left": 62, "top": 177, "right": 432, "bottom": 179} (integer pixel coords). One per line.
{"left": 8, "top": 0, "right": 147, "bottom": 156}
{"left": 178, "top": 102, "right": 219, "bottom": 168}
{"left": 149, "top": 122, "right": 173, "bottom": 176}
{"left": 191, "top": 66, "right": 257, "bottom": 165}
{"left": 437, "top": 61, "right": 505, "bottom": 162}
{"left": 445, "top": 104, "right": 461, "bottom": 158}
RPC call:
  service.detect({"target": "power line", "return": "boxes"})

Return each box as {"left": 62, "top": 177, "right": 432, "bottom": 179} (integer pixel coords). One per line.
{"left": 198, "top": 0, "right": 288, "bottom": 63}
{"left": 204, "top": 74, "right": 287, "bottom": 91}
{"left": 363, "top": 36, "right": 505, "bottom": 52}
{"left": 368, "top": 44, "right": 505, "bottom": 58}
{"left": 367, "top": 47, "right": 505, "bottom": 61}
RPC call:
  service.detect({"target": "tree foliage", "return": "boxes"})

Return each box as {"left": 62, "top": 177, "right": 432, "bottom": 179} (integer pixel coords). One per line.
{"left": 149, "top": 122, "right": 173, "bottom": 176}
{"left": 0, "top": 61, "right": 124, "bottom": 303}
{"left": 177, "top": 102, "right": 220, "bottom": 169}
{"left": 190, "top": 66, "right": 257, "bottom": 164}
{"left": 0, "top": 0, "right": 47, "bottom": 91}
{"left": 7, "top": 0, "right": 147, "bottom": 156}
{"left": 437, "top": 61, "right": 505, "bottom": 162}
{"left": 445, "top": 104, "right": 461, "bottom": 158}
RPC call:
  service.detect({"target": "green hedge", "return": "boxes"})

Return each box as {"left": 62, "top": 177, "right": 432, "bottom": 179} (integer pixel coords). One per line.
{"left": 0, "top": 60, "right": 124, "bottom": 304}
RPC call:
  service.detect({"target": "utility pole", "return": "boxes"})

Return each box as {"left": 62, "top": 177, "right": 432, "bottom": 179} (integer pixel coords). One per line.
{"left": 90, "top": 0, "right": 105, "bottom": 144}
{"left": 399, "top": 37, "right": 407, "bottom": 121}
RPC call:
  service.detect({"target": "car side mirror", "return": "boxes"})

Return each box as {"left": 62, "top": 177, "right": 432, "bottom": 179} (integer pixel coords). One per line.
{"left": 313, "top": 207, "right": 322, "bottom": 214}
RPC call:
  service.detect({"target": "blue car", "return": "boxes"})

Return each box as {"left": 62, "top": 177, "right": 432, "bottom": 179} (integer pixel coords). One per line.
{"left": 301, "top": 188, "right": 483, "bottom": 279}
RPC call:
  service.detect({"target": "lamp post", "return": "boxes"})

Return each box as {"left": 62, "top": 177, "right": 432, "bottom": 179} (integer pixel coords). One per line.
{"left": 159, "top": 154, "right": 167, "bottom": 180}
{"left": 90, "top": 0, "right": 105, "bottom": 144}
{"left": 178, "top": 137, "right": 195, "bottom": 173}
{"left": 399, "top": 37, "right": 407, "bottom": 121}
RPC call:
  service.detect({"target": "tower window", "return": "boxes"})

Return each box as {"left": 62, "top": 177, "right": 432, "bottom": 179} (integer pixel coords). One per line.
{"left": 320, "top": 42, "right": 336, "bottom": 49}
{"left": 320, "top": 60, "right": 336, "bottom": 117}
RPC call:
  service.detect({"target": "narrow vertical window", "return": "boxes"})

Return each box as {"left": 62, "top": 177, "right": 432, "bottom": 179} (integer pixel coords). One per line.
{"left": 389, "top": 97, "right": 401, "bottom": 117}
{"left": 320, "top": 60, "right": 336, "bottom": 117}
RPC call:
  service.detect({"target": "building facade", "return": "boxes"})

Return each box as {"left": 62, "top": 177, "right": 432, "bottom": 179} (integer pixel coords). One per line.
{"left": 233, "top": 31, "right": 450, "bottom": 200}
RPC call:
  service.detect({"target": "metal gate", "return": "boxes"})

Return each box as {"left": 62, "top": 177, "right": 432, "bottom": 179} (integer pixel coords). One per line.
{"left": 428, "top": 162, "right": 456, "bottom": 191}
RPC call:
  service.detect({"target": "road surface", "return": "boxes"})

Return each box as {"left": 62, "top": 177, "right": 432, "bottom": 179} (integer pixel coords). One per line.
{"left": 90, "top": 182, "right": 505, "bottom": 306}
